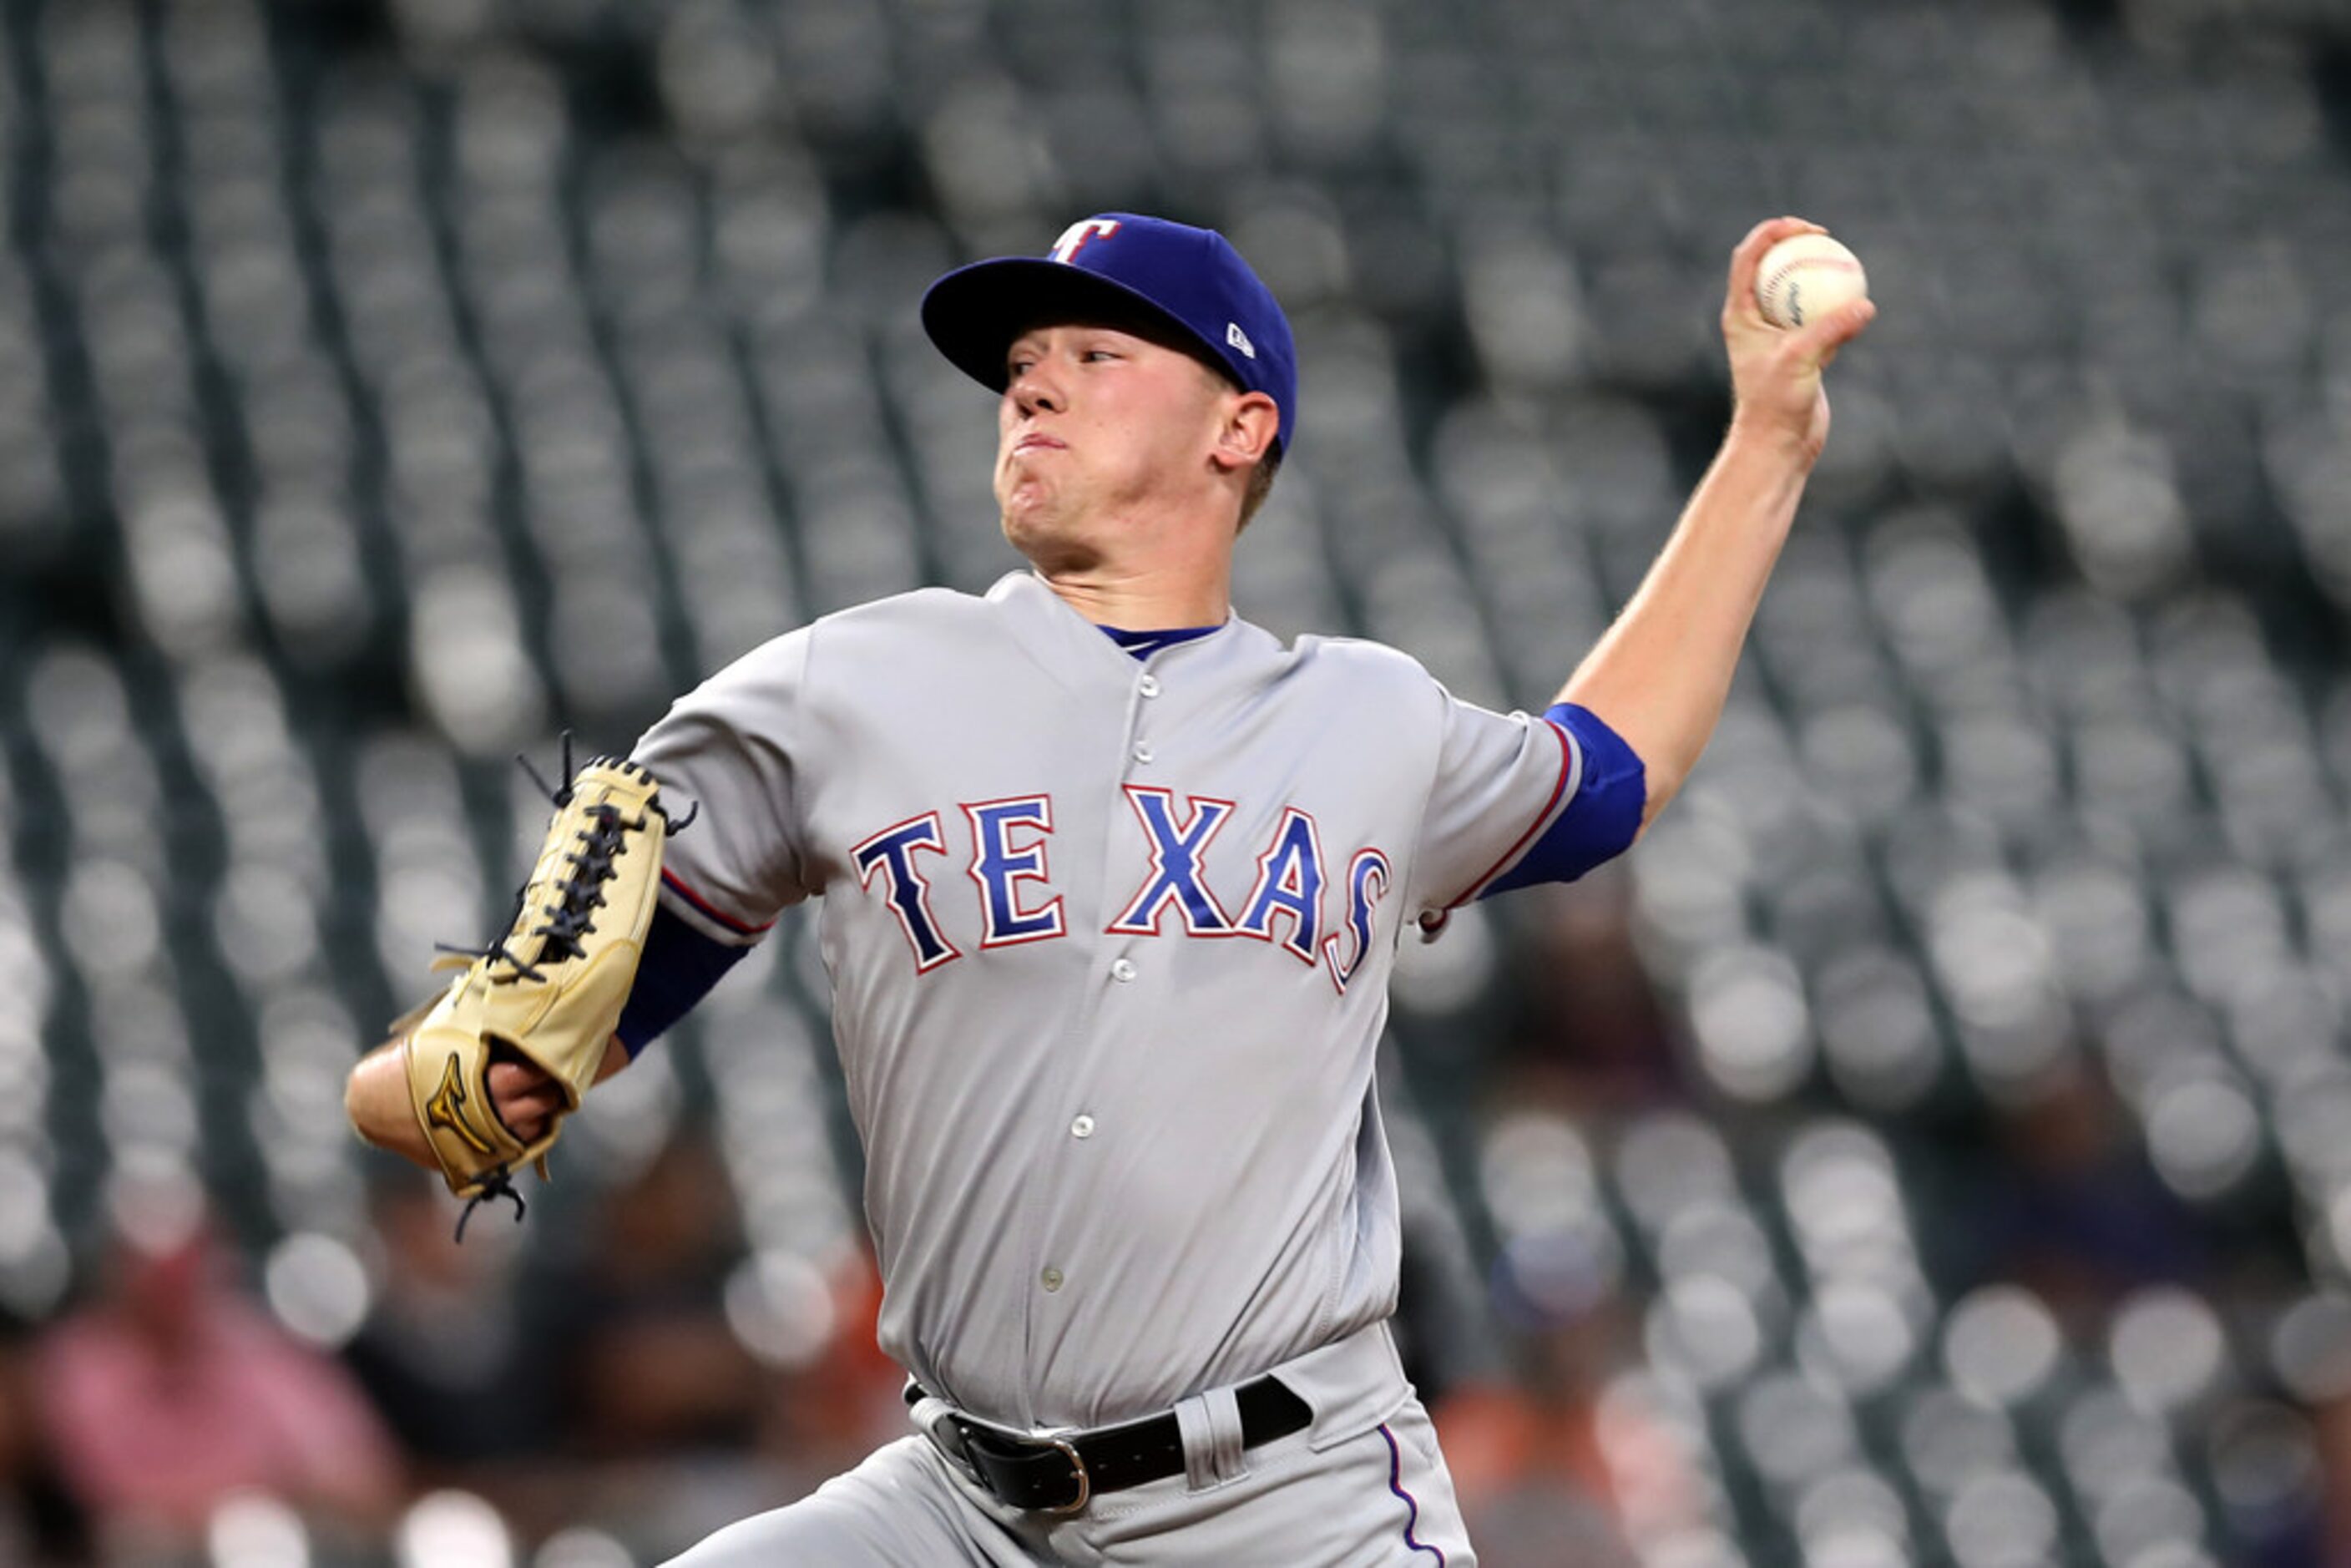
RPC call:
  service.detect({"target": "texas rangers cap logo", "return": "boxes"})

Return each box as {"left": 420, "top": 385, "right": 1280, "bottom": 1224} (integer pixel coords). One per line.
{"left": 1050, "top": 217, "right": 1122, "bottom": 264}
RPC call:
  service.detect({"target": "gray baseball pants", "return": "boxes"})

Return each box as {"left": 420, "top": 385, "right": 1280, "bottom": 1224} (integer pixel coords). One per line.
{"left": 664, "top": 1323, "right": 1476, "bottom": 1566}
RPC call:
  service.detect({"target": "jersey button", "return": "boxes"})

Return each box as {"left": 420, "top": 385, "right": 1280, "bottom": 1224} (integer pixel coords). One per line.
{"left": 1041, "top": 1267, "right": 1064, "bottom": 1292}
{"left": 1110, "top": 959, "right": 1137, "bottom": 983}
{"left": 1131, "top": 741, "right": 1153, "bottom": 764}
{"left": 1137, "top": 675, "right": 1161, "bottom": 698}
{"left": 1070, "top": 1114, "right": 1095, "bottom": 1139}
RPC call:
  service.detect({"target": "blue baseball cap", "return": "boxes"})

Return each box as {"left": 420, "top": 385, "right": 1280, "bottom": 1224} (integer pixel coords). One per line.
{"left": 921, "top": 213, "right": 1297, "bottom": 454}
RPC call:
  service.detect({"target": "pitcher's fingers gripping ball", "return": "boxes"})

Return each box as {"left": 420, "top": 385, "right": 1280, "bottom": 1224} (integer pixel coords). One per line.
{"left": 1753, "top": 231, "right": 1868, "bottom": 329}
{"left": 400, "top": 755, "right": 688, "bottom": 1230}
{"left": 1721, "top": 218, "right": 1876, "bottom": 460}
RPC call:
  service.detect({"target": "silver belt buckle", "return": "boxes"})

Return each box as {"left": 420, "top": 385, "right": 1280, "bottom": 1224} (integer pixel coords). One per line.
{"left": 1043, "top": 1434, "right": 1091, "bottom": 1515}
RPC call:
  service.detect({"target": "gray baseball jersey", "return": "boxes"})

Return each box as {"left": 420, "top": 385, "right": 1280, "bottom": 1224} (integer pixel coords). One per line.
{"left": 634, "top": 569, "right": 1585, "bottom": 1433}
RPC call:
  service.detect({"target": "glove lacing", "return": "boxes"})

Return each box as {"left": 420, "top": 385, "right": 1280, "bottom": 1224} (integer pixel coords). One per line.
{"left": 454, "top": 1172, "right": 524, "bottom": 1242}
{"left": 441, "top": 734, "right": 698, "bottom": 1242}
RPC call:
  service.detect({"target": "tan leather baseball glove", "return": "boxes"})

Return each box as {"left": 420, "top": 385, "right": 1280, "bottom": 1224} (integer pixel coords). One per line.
{"left": 398, "top": 752, "right": 689, "bottom": 1226}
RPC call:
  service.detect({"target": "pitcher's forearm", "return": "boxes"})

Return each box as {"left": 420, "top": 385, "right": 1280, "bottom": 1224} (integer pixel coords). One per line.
{"left": 345, "top": 1031, "right": 632, "bottom": 1175}
{"left": 1559, "top": 422, "right": 1812, "bottom": 817}
{"left": 346, "top": 1039, "right": 437, "bottom": 1169}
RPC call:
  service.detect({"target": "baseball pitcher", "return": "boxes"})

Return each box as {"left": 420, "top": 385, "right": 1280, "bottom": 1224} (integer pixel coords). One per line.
{"left": 346, "top": 211, "right": 1872, "bottom": 1564}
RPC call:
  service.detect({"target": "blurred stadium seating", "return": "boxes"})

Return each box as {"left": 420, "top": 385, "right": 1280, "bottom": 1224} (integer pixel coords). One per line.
{"left": 4, "top": 0, "right": 2351, "bottom": 1562}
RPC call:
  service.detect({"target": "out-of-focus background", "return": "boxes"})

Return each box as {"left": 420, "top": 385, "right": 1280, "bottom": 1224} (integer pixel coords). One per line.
{"left": 2, "top": 0, "right": 2350, "bottom": 1563}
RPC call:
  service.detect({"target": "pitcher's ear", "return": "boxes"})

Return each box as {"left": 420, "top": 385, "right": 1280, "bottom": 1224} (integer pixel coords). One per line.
{"left": 1211, "top": 390, "right": 1280, "bottom": 473}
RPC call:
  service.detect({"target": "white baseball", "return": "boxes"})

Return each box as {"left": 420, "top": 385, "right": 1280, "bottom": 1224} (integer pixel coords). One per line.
{"left": 1754, "top": 233, "right": 1868, "bottom": 329}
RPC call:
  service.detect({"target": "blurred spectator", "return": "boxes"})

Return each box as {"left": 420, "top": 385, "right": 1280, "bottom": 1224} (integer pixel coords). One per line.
{"left": 1951, "top": 1063, "right": 2210, "bottom": 1320}
{"left": 2322, "top": 1391, "right": 2351, "bottom": 1563}
{"left": 0, "top": 1326, "right": 35, "bottom": 1565}
{"left": 0, "top": 1318, "right": 86, "bottom": 1568}
{"left": 753, "top": 1247, "right": 917, "bottom": 1492}
{"left": 532, "top": 1131, "right": 903, "bottom": 1556}
{"left": 1434, "top": 1301, "right": 1646, "bottom": 1568}
{"left": 344, "top": 1172, "right": 559, "bottom": 1479}
{"left": 550, "top": 1131, "right": 762, "bottom": 1459}
{"left": 1510, "top": 876, "right": 1678, "bottom": 1105}
{"left": 32, "top": 1180, "right": 402, "bottom": 1555}
{"left": 2278, "top": 1296, "right": 2351, "bottom": 1564}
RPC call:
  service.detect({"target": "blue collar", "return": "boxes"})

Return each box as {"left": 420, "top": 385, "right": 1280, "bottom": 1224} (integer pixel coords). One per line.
{"left": 1099, "top": 624, "right": 1221, "bottom": 660}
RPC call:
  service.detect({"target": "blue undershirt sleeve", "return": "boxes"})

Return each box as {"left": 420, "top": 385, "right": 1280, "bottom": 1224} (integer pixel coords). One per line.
{"left": 615, "top": 903, "right": 751, "bottom": 1055}
{"left": 1480, "top": 702, "right": 1648, "bottom": 896}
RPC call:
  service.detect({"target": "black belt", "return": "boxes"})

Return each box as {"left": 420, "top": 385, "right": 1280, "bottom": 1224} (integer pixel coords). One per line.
{"left": 908, "top": 1375, "right": 1313, "bottom": 1513}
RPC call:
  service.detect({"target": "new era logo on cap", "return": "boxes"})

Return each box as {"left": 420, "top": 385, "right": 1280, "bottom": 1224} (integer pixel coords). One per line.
{"left": 921, "top": 212, "right": 1298, "bottom": 454}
